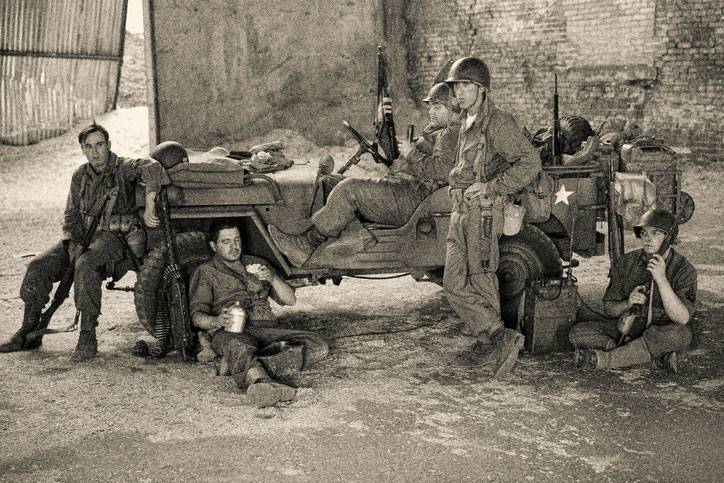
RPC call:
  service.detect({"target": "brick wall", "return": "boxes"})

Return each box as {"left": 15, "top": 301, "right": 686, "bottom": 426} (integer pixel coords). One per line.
{"left": 408, "top": 0, "right": 724, "bottom": 160}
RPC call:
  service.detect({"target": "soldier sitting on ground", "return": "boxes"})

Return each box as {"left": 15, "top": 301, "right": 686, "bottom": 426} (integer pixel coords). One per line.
{"left": 268, "top": 82, "right": 460, "bottom": 268}
{"left": 0, "top": 123, "right": 168, "bottom": 361}
{"left": 569, "top": 209, "right": 697, "bottom": 373}
{"left": 189, "top": 220, "right": 329, "bottom": 407}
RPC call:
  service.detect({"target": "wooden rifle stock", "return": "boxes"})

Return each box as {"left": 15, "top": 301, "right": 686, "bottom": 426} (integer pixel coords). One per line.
{"left": 376, "top": 45, "right": 399, "bottom": 163}
{"left": 552, "top": 73, "right": 561, "bottom": 165}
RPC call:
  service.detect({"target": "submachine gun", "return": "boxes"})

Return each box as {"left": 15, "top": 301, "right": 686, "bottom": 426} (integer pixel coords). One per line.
{"left": 616, "top": 226, "right": 677, "bottom": 346}
{"left": 338, "top": 45, "right": 399, "bottom": 174}
{"left": 27, "top": 194, "right": 111, "bottom": 338}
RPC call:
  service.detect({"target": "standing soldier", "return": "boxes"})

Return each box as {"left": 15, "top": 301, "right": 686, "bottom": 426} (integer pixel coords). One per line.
{"left": 0, "top": 123, "right": 168, "bottom": 361}
{"left": 444, "top": 57, "right": 541, "bottom": 377}
{"left": 269, "top": 84, "right": 460, "bottom": 268}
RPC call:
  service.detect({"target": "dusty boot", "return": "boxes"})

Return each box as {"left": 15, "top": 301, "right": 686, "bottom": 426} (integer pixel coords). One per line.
{"left": 70, "top": 329, "right": 98, "bottom": 361}
{"left": 268, "top": 225, "right": 326, "bottom": 267}
{"left": 574, "top": 348, "right": 599, "bottom": 369}
{"left": 246, "top": 380, "right": 297, "bottom": 408}
{"left": 653, "top": 351, "right": 679, "bottom": 373}
{"left": 594, "top": 337, "right": 651, "bottom": 370}
{"left": 452, "top": 339, "right": 495, "bottom": 367}
{"left": 489, "top": 328, "right": 525, "bottom": 379}
{"left": 0, "top": 304, "right": 42, "bottom": 353}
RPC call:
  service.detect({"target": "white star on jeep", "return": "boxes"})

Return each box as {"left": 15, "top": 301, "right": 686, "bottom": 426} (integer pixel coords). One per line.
{"left": 554, "top": 183, "right": 574, "bottom": 205}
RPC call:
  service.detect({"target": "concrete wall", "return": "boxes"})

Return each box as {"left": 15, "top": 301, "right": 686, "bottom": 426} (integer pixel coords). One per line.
{"left": 145, "top": 0, "right": 405, "bottom": 148}
{"left": 409, "top": 0, "right": 724, "bottom": 160}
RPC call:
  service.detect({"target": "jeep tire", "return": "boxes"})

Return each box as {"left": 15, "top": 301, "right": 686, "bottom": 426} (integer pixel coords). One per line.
{"left": 498, "top": 225, "right": 562, "bottom": 327}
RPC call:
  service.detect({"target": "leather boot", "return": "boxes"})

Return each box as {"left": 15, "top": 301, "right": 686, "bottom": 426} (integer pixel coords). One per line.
{"left": 0, "top": 304, "right": 42, "bottom": 353}
{"left": 594, "top": 337, "right": 651, "bottom": 370}
{"left": 268, "top": 225, "right": 327, "bottom": 267}
{"left": 70, "top": 313, "right": 98, "bottom": 362}
{"left": 246, "top": 380, "right": 297, "bottom": 408}
{"left": 489, "top": 328, "right": 525, "bottom": 379}
{"left": 452, "top": 339, "right": 495, "bottom": 367}
{"left": 653, "top": 351, "right": 679, "bottom": 373}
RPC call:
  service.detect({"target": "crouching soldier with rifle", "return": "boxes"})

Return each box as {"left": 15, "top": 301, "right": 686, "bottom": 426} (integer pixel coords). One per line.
{"left": 0, "top": 123, "right": 168, "bottom": 361}
{"left": 569, "top": 209, "right": 697, "bottom": 373}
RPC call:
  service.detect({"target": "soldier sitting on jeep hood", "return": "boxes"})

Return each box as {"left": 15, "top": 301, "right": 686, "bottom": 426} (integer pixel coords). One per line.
{"left": 268, "top": 82, "right": 460, "bottom": 268}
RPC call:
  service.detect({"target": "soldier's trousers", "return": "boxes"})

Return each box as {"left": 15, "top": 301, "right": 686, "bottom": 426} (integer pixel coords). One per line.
{"left": 443, "top": 193, "right": 505, "bottom": 338}
{"left": 211, "top": 327, "right": 329, "bottom": 388}
{"left": 569, "top": 320, "right": 692, "bottom": 356}
{"left": 312, "top": 176, "right": 430, "bottom": 237}
{"left": 20, "top": 232, "right": 126, "bottom": 323}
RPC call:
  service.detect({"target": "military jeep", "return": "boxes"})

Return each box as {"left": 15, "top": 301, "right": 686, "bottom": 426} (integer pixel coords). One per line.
{"left": 131, "top": 134, "right": 693, "bottom": 342}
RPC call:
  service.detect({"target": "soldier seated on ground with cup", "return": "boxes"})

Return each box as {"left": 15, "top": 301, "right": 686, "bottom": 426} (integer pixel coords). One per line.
{"left": 268, "top": 83, "right": 460, "bottom": 268}
{"left": 569, "top": 209, "right": 697, "bottom": 373}
{"left": 0, "top": 122, "right": 168, "bottom": 361}
{"left": 189, "top": 220, "right": 329, "bottom": 408}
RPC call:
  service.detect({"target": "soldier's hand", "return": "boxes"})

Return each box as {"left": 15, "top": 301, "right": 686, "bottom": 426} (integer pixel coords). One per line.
{"left": 398, "top": 139, "right": 414, "bottom": 158}
{"left": 627, "top": 285, "right": 647, "bottom": 307}
{"left": 216, "top": 308, "right": 234, "bottom": 329}
{"left": 144, "top": 193, "right": 160, "bottom": 228}
{"left": 65, "top": 241, "right": 83, "bottom": 260}
{"left": 255, "top": 266, "right": 274, "bottom": 282}
{"left": 647, "top": 254, "right": 667, "bottom": 283}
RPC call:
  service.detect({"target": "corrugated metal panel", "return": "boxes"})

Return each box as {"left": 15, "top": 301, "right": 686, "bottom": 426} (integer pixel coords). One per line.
{"left": 0, "top": 0, "right": 128, "bottom": 145}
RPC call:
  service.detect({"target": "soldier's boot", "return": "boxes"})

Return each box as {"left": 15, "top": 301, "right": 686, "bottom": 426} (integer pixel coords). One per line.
{"left": 653, "top": 351, "right": 679, "bottom": 373}
{"left": 268, "top": 225, "right": 327, "bottom": 268}
{"left": 452, "top": 339, "right": 495, "bottom": 367}
{"left": 489, "top": 328, "right": 525, "bottom": 379}
{"left": 246, "top": 380, "right": 297, "bottom": 408}
{"left": 70, "top": 314, "right": 98, "bottom": 362}
{"left": 0, "top": 304, "right": 42, "bottom": 353}
{"left": 590, "top": 337, "right": 651, "bottom": 370}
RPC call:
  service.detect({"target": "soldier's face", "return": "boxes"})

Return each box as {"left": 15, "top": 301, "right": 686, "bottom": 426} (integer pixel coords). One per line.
{"left": 639, "top": 227, "right": 666, "bottom": 255}
{"left": 211, "top": 227, "right": 242, "bottom": 262}
{"left": 81, "top": 131, "right": 111, "bottom": 170}
{"left": 453, "top": 82, "right": 482, "bottom": 111}
{"left": 428, "top": 103, "right": 451, "bottom": 125}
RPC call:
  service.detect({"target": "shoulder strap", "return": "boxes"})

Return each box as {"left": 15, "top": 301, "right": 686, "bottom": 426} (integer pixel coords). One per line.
{"left": 472, "top": 114, "right": 492, "bottom": 184}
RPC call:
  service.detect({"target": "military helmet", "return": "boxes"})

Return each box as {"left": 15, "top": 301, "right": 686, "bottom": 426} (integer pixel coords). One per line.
{"left": 150, "top": 141, "right": 188, "bottom": 170}
{"left": 559, "top": 115, "right": 594, "bottom": 155}
{"left": 422, "top": 82, "right": 457, "bottom": 110}
{"left": 445, "top": 57, "right": 491, "bottom": 90}
{"left": 634, "top": 208, "right": 678, "bottom": 240}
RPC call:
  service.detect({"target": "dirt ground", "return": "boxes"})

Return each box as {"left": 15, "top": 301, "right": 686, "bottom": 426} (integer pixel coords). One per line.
{"left": 1, "top": 107, "right": 723, "bottom": 482}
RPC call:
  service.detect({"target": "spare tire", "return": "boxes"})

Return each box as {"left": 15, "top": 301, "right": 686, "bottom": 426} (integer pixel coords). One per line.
{"left": 134, "top": 231, "right": 212, "bottom": 336}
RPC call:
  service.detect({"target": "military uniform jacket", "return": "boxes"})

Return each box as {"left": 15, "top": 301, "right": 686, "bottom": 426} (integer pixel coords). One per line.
{"left": 603, "top": 248, "right": 697, "bottom": 325}
{"left": 398, "top": 121, "right": 460, "bottom": 191}
{"left": 62, "top": 152, "right": 168, "bottom": 242}
{"left": 189, "top": 254, "right": 286, "bottom": 328}
{"left": 449, "top": 98, "right": 540, "bottom": 196}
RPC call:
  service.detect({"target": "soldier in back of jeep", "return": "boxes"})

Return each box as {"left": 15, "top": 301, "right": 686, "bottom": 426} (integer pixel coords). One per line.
{"left": 268, "top": 82, "right": 460, "bottom": 268}
{"left": 0, "top": 123, "right": 169, "bottom": 361}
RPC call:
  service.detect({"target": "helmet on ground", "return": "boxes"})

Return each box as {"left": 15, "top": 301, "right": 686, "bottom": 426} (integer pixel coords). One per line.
{"left": 560, "top": 115, "right": 594, "bottom": 155}
{"left": 634, "top": 208, "right": 678, "bottom": 240}
{"left": 422, "top": 82, "right": 458, "bottom": 111}
{"left": 445, "top": 57, "right": 491, "bottom": 90}
{"left": 150, "top": 141, "right": 188, "bottom": 170}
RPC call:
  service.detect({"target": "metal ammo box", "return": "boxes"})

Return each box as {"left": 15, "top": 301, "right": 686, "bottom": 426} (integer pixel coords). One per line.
{"left": 520, "top": 278, "right": 578, "bottom": 354}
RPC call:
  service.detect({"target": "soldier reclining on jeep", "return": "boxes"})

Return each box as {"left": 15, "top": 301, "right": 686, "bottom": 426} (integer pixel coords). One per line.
{"left": 268, "top": 82, "right": 460, "bottom": 268}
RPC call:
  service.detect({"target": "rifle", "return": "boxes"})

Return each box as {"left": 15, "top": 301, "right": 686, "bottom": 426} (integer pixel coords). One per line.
{"left": 607, "top": 157, "right": 624, "bottom": 271}
{"left": 375, "top": 45, "right": 399, "bottom": 164}
{"left": 552, "top": 73, "right": 561, "bottom": 165}
{"left": 616, "top": 226, "right": 677, "bottom": 345}
{"left": 27, "top": 194, "right": 111, "bottom": 338}
{"left": 158, "top": 189, "right": 195, "bottom": 360}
